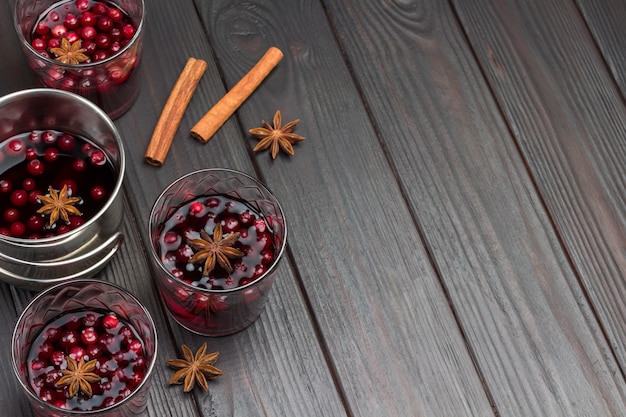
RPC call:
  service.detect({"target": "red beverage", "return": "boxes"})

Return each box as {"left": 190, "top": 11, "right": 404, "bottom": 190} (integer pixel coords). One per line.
{"left": 26, "top": 309, "right": 147, "bottom": 411}
{"left": 0, "top": 130, "right": 116, "bottom": 238}
{"left": 157, "top": 194, "right": 276, "bottom": 289}
{"left": 24, "top": 0, "right": 142, "bottom": 118}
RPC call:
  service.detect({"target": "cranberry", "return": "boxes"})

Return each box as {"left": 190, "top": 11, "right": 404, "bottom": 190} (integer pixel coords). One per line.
{"left": 253, "top": 217, "right": 267, "bottom": 233}
{"left": 64, "top": 13, "right": 79, "bottom": 29}
{"left": 28, "top": 190, "right": 42, "bottom": 205}
{"left": 92, "top": 2, "right": 109, "bottom": 15}
{"left": 28, "top": 131, "right": 41, "bottom": 144}
{"left": 37, "top": 341, "right": 54, "bottom": 359}
{"left": 47, "top": 38, "right": 61, "bottom": 49}
{"left": 97, "top": 15, "right": 113, "bottom": 32}
{"left": 189, "top": 201, "right": 204, "bottom": 216}
{"left": 239, "top": 210, "right": 255, "bottom": 226}
{"left": 118, "top": 325, "right": 133, "bottom": 342}
{"left": 108, "top": 41, "right": 122, "bottom": 55}
{"left": 42, "top": 130, "right": 57, "bottom": 144}
{"left": 0, "top": 180, "right": 11, "bottom": 193}
{"left": 7, "top": 138, "right": 24, "bottom": 156}
{"left": 81, "top": 327, "right": 98, "bottom": 345}
{"left": 102, "top": 313, "right": 119, "bottom": 329}
{"left": 83, "top": 39, "right": 97, "bottom": 54}
{"left": 81, "top": 25, "right": 97, "bottom": 40}
{"left": 44, "top": 369, "right": 62, "bottom": 387}
{"left": 93, "top": 50, "right": 109, "bottom": 61}
{"left": 79, "top": 11, "right": 96, "bottom": 26}
{"left": 25, "top": 147, "right": 38, "bottom": 161}
{"left": 69, "top": 216, "right": 84, "bottom": 229}
{"left": 22, "top": 178, "right": 36, "bottom": 190}
{"left": 51, "top": 351, "right": 65, "bottom": 366}
{"left": 27, "top": 215, "right": 44, "bottom": 232}
{"left": 35, "top": 21, "right": 50, "bottom": 36}
{"left": 51, "top": 24, "right": 67, "bottom": 38}
{"left": 110, "top": 27, "right": 122, "bottom": 41}
{"left": 222, "top": 216, "right": 240, "bottom": 233}
{"left": 175, "top": 244, "right": 193, "bottom": 263}
{"left": 10, "top": 189, "right": 28, "bottom": 206}
{"left": 57, "top": 133, "right": 76, "bottom": 151}
{"left": 83, "top": 312, "right": 99, "bottom": 327}
{"left": 59, "top": 179, "right": 78, "bottom": 195}
{"left": 65, "top": 31, "right": 80, "bottom": 44}
{"left": 60, "top": 329, "right": 79, "bottom": 349}
{"left": 95, "top": 33, "right": 111, "bottom": 49}
{"left": 0, "top": 228, "right": 9, "bottom": 236}
{"left": 69, "top": 345, "right": 86, "bottom": 361}
{"left": 90, "top": 149, "right": 107, "bottom": 166}
{"left": 44, "top": 147, "right": 60, "bottom": 162}
{"left": 45, "top": 327, "right": 60, "bottom": 342}
{"left": 122, "top": 23, "right": 135, "bottom": 39}
{"left": 4, "top": 208, "right": 19, "bottom": 223}
{"left": 10, "top": 221, "right": 26, "bottom": 237}
{"left": 73, "top": 158, "right": 87, "bottom": 172}
{"left": 128, "top": 339, "right": 143, "bottom": 355}
{"left": 39, "top": 388, "right": 56, "bottom": 402}
{"left": 205, "top": 197, "right": 220, "bottom": 208}
{"left": 27, "top": 159, "right": 45, "bottom": 176}
{"left": 107, "top": 7, "right": 123, "bottom": 21}
{"left": 48, "top": 10, "right": 61, "bottom": 22}
{"left": 31, "top": 38, "right": 47, "bottom": 51}
{"left": 260, "top": 249, "right": 275, "bottom": 265}
{"left": 86, "top": 343, "right": 103, "bottom": 359}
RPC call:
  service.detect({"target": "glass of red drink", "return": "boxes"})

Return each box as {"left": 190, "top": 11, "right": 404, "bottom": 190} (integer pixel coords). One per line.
{"left": 12, "top": 279, "right": 158, "bottom": 416}
{"left": 149, "top": 168, "right": 287, "bottom": 336}
{"left": 14, "top": 0, "right": 145, "bottom": 119}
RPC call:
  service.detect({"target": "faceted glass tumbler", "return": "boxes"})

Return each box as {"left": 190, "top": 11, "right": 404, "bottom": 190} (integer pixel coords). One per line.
{"left": 12, "top": 279, "right": 158, "bottom": 417}
{"left": 13, "top": 0, "right": 145, "bottom": 119}
{"left": 149, "top": 168, "right": 287, "bottom": 336}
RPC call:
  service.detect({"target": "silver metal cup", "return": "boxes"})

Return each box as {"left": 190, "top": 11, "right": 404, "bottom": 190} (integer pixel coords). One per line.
{"left": 0, "top": 89, "right": 125, "bottom": 290}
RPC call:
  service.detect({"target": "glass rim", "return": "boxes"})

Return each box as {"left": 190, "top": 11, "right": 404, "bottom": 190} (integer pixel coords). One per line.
{"left": 148, "top": 167, "right": 288, "bottom": 294}
{"left": 13, "top": 0, "right": 146, "bottom": 69}
{"left": 11, "top": 278, "right": 158, "bottom": 415}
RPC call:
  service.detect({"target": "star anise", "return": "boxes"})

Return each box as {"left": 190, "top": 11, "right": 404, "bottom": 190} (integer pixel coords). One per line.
{"left": 249, "top": 110, "right": 305, "bottom": 159}
{"left": 37, "top": 185, "right": 82, "bottom": 226}
{"left": 56, "top": 357, "right": 101, "bottom": 397}
{"left": 50, "top": 38, "right": 89, "bottom": 65}
{"left": 167, "top": 343, "right": 223, "bottom": 392}
{"left": 188, "top": 223, "right": 243, "bottom": 276}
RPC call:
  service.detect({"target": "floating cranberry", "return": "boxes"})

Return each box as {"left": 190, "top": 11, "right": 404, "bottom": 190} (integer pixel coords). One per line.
{"left": 25, "top": 147, "right": 38, "bottom": 161}
{"left": 59, "top": 179, "right": 78, "bottom": 195}
{"left": 205, "top": 197, "right": 220, "bottom": 208}
{"left": 64, "top": 13, "right": 79, "bottom": 29}
{"left": 81, "top": 327, "right": 98, "bottom": 345}
{"left": 260, "top": 249, "right": 275, "bottom": 265}
{"left": 27, "top": 159, "right": 45, "bottom": 176}
{"left": 92, "top": 2, "right": 109, "bottom": 15}
{"left": 122, "top": 23, "right": 135, "bottom": 39}
{"left": 65, "top": 31, "right": 80, "bottom": 44}
{"left": 45, "top": 327, "right": 60, "bottom": 342}
{"left": 51, "top": 24, "right": 67, "bottom": 38}
{"left": 42, "top": 130, "right": 57, "bottom": 144}
{"left": 102, "top": 313, "right": 119, "bottom": 329}
{"left": 4, "top": 208, "right": 19, "bottom": 223}
{"left": 72, "top": 158, "right": 87, "bottom": 172}
{"left": 90, "top": 149, "right": 107, "bottom": 166}
{"left": 39, "top": 388, "right": 56, "bottom": 402}
{"left": 27, "top": 215, "right": 44, "bottom": 232}
{"left": 44, "top": 147, "right": 60, "bottom": 162}
{"left": 222, "top": 216, "right": 240, "bottom": 233}
{"left": 35, "top": 21, "right": 50, "bottom": 36}
{"left": 11, "top": 189, "right": 28, "bottom": 206}
{"left": 59, "top": 329, "right": 79, "bottom": 349}
{"left": 11, "top": 221, "right": 27, "bottom": 236}
{"left": 95, "top": 33, "right": 111, "bottom": 49}
{"left": 81, "top": 25, "right": 96, "bottom": 40}
{"left": 48, "top": 37, "right": 61, "bottom": 49}
{"left": 69, "top": 345, "right": 86, "bottom": 361}
{"left": 28, "top": 190, "right": 42, "bottom": 205}
{"left": 28, "top": 131, "right": 41, "bottom": 144}
{"left": 7, "top": 138, "right": 25, "bottom": 156}
{"left": 97, "top": 15, "right": 113, "bottom": 32}
{"left": 31, "top": 38, "right": 47, "bottom": 51}
{"left": 0, "top": 180, "right": 11, "bottom": 193}
{"left": 57, "top": 133, "right": 76, "bottom": 151}
{"left": 22, "top": 178, "right": 36, "bottom": 190}
{"left": 253, "top": 217, "right": 267, "bottom": 233}
{"left": 79, "top": 10, "right": 96, "bottom": 26}
{"left": 50, "top": 351, "right": 65, "bottom": 367}
{"left": 37, "top": 341, "right": 54, "bottom": 360}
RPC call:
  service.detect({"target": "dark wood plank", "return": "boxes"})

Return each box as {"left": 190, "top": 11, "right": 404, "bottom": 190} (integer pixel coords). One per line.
{"left": 576, "top": 0, "right": 626, "bottom": 96}
{"left": 321, "top": 0, "right": 626, "bottom": 415}
{"left": 111, "top": 0, "right": 349, "bottom": 415}
{"left": 451, "top": 0, "right": 626, "bottom": 380}
{"left": 194, "top": 0, "right": 496, "bottom": 416}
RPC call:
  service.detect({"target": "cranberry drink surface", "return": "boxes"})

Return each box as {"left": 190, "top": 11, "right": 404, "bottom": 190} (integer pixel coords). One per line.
{"left": 26, "top": 309, "right": 147, "bottom": 411}
{"left": 0, "top": 130, "right": 116, "bottom": 238}
{"left": 158, "top": 194, "right": 277, "bottom": 290}
{"left": 29, "top": 0, "right": 140, "bottom": 116}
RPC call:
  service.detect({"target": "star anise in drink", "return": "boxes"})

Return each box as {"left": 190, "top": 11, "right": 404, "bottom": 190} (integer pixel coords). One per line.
{"left": 188, "top": 223, "right": 243, "bottom": 276}
{"left": 249, "top": 110, "right": 305, "bottom": 159}
{"left": 50, "top": 38, "right": 89, "bottom": 65}
{"left": 37, "top": 184, "right": 82, "bottom": 226}
{"left": 56, "top": 357, "right": 101, "bottom": 397}
{"left": 167, "top": 343, "right": 223, "bottom": 392}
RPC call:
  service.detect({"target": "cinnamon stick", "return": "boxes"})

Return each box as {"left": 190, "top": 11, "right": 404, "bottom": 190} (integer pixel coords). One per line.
{"left": 144, "top": 57, "right": 207, "bottom": 166}
{"left": 190, "top": 47, "right": 283, "bottom": 143}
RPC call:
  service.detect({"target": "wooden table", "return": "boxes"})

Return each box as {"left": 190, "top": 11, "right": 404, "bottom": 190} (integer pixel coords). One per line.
{"left": 1, "top": 0, "right": 625, "bottom": 415}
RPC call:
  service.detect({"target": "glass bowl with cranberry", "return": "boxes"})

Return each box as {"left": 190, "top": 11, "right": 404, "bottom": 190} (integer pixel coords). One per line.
{"left": 149, "top": 168, "right": 288, "bottom": 336}
{"left": 12, "top": 279, "right": 158, "bottom": 417}
{"left": 14, "top": 0, "right": 145, "bottom": 119}
{"left": 0, "top": 88, "right": 125, "bottom": 290}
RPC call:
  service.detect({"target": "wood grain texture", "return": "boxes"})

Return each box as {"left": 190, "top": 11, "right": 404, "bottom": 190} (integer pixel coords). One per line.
{"left": 451, "top": 0, "right": 626, "bottom": 383}
{"left": 113, "top": 0, "right": 348, "bottom": 416}
{"left": 195, "top": 0, "right": 495, "bottom": 416}
{"left": 323, "top": 0, "right": 626, "bottom": 415}
{"left": 575, "top": 0, "right": 626, "bottom": 96}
